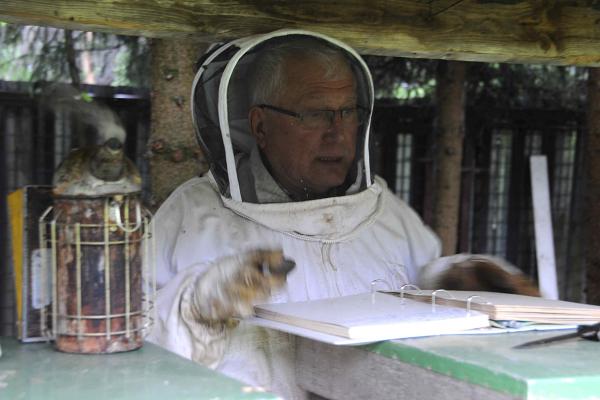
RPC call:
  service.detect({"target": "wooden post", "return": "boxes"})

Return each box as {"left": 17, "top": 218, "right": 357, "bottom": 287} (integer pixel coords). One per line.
{"left": 147, "top": 39, "right": 208, "bottom": 209}
{"left": 431, "top": 61, "right": 466, "bottom": 256}
{"left": 584, "top": 68, "right": 600, "bottom": 305}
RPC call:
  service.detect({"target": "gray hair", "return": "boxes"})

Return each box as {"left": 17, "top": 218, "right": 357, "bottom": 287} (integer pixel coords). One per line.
{"left": 248, "top": 37, "right": 353, "bottom": 106}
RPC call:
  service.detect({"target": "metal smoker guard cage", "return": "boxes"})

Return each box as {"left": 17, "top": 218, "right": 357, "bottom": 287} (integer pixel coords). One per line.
{"left": 38, "top": 195, "right": 155, "bottom": 353}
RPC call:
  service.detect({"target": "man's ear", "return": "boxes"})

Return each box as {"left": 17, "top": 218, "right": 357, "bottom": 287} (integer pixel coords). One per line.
{"left": 249, "top": 106, "right": 267, "bottom": 149}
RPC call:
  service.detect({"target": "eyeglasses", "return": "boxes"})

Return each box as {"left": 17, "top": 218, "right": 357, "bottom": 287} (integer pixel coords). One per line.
{"left": 257, "top": 104, "right": 368, "bottom": 130}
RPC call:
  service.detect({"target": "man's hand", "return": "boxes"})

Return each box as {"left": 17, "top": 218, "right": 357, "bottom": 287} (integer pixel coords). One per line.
{"left": 187, "top": 249, "right": 296, "bottom": 327}
{"left": 438, "top": 257, "right": 540, "bottom": 296}
{"left": 224, "top": 250, "right": 295, "bottom": 314}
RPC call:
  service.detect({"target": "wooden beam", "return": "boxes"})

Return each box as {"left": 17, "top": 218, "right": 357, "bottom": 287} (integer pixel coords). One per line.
{"left": 2, "top": 1, "right": 600, "bottom": 65}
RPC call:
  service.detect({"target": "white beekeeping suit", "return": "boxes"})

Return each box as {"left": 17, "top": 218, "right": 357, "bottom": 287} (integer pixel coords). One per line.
{"left": 148, "top": 29, "right": 443, "bottom": 399}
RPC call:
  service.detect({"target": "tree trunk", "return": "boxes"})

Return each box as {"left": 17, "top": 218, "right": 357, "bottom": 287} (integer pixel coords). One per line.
{"left": 64, "top": 29, "right": 80, "bottom": 87}
{"left": 431, "top": 61, "right": 466, "bottom": 256}
{"left": 148, "top": 39, "right": 208, "bottom": 209}
{"left": 584, "top": 68, "right": 600, "bottom": 305}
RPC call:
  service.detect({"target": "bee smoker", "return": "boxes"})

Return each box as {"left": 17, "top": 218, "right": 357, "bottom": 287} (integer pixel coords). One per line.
{"left": 39, "top": 137, "right": 155, "bottom": 353}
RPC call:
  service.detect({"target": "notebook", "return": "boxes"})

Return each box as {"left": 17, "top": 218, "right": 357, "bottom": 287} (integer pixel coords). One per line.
{"left": 252, "top": 292, "right": 490, "bottom": 343}
{"left": 397, "top": 290, "right": 600, "bottom": 325}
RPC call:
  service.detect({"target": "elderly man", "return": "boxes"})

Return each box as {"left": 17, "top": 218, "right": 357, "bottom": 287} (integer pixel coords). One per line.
{"left": 149, "top": 30, "right": 537, "bottom": 399}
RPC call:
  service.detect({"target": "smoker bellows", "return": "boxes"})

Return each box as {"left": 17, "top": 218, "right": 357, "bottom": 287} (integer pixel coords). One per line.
{"left": 39, "top": 91, "right": 154, "bottom": 354}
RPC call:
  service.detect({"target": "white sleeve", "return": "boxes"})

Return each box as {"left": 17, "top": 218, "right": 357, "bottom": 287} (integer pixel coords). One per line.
{"left": 146, "top": 262, "right": 230, "bottom": 369}
{"left": 152, "top": 189, "right": 186, "bottom": 289}
{"left": 147, "top": 186, "right": 230, "bottom": 368}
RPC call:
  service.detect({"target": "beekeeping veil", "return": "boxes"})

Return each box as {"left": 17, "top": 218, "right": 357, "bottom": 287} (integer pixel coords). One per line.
{"left": 191, "top": 30, "right": 374, "bottom": 203}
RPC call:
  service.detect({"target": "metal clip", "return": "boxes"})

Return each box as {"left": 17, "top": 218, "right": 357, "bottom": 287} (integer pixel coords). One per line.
{"left": 398, "top": 284, "right": 421, "bottom": 303}
{"left": 370, "top": 279, "right": 392, "bottom": 303}
{"left": 431, "top": 289, "right": 455, "bottom": 310}
{"left": 466, "top": 295, "right": 491, "bottom": 316}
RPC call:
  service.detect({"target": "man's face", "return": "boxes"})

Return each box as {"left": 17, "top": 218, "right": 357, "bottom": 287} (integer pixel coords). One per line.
{"left": 250, "top": 57, "right": 359, "bottom": 198}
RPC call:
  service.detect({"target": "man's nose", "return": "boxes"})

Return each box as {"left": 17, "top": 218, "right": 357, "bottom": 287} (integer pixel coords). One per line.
{"left": 323, "top": 112, "right": 345, "bottom": 141}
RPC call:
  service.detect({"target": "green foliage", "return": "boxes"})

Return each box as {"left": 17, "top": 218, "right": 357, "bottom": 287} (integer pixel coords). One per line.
{"left": 112, "top": 35, "right": 150, "bottom": 87}
{"left": 79, "top": 91, "right": 93, "bottom": 102}
{"left": 1, "top": 20, "right": 587, "bottom": 108}
{"left": 364, "top": 55, "right": 587, "bottom": 111}
{"left": 364, "top": 56, "right": 437, "bottom": 103}
{"left": 0, "top": 22, "right": 150, "bottom": 88}
{"left": 467, "top": 62, "right": 587, "bottom": 110}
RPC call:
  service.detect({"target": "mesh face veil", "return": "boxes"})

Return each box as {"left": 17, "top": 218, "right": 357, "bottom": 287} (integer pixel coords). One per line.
{"left": 191, "top": 30, "right": 375, "bottom": 202}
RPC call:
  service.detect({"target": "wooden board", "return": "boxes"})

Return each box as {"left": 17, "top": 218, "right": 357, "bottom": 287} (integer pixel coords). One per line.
{"left": 3, "top": 1, "right": 600, "bottom": 65}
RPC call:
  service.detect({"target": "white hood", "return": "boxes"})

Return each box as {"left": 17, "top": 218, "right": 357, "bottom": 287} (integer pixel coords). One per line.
{"left": 190, "top": 29, "right": 375, "bottom": 203}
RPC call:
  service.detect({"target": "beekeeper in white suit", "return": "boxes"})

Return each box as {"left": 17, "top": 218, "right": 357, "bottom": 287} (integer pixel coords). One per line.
{"left": 149, "top": 30, "right": 537, "bottom": 399}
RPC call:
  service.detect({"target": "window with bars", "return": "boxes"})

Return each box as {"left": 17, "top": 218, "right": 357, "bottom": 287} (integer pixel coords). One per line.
{"left": 4, "top": 107, "right": 33, "bottom": 191}
{"left": 553, "top": 130, "right": 577, "bottom": 223}
{"left": 380, "top": 105, "right": 583, "bottom": 300}
{"left": 515, "top": 132, "right": 542, "bottom": 275}
{"left": 552, "top": 129, "right": 578, "bottom": 293}
{"left": 486, "top": 130, "right": 513, "bottom": 258}
{"left": 53, "top": 106, "right": 73, "bottom": 170}
{"left": 395, "top": 133, "right": 413, "bottom": 203}
{"left": 485, "top": 128, "right": 579, "bottom": 293}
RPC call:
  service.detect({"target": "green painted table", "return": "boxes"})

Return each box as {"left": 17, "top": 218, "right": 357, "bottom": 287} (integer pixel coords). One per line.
{"left": 296, "top": 331, "right": 600, "bottom": 400}
{"left": 0, "top": 337, "right": 278, "bottom": 400}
